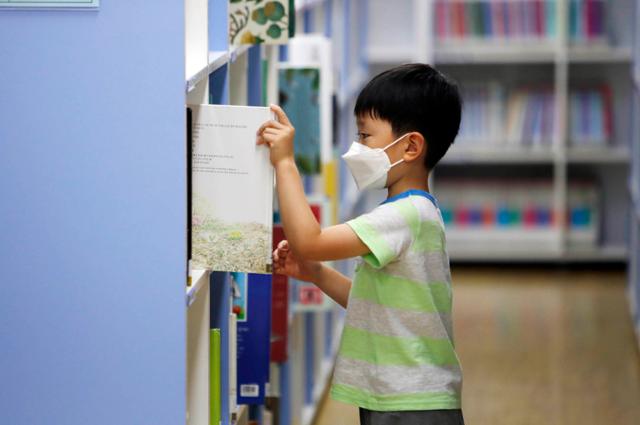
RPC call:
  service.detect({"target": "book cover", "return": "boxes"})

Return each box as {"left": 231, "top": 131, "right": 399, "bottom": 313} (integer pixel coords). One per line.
{"left": 229, "top": 0, "right": 290, "bottom": 46}
{"left": 278, "top": 66, "right": 322, "bottom": 175}
{"left": 236, "top": 272, "right": 273, "bottom": 405}
{"left": 189, "top": 104, "right": 274, "bottom": 274}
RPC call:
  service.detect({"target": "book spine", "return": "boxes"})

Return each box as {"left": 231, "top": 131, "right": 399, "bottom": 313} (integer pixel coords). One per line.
{"left": 210, "top": 329, "right": 222, "bottom": 425}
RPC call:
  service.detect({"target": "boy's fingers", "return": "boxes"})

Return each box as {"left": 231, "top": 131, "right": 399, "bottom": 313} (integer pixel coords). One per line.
{"left": 270, "top": 104, "right": 292, "bottom": 126}
{"left": 256, "top": 120, "right": 284, "bottom": 136}
{"left": 278, "top": 240, "right": 289, "bottom": 251}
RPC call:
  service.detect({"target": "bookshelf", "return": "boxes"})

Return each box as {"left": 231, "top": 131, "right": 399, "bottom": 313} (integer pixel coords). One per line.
{"left": 363, "top": 0, "right": 636, "bottom": 263}
{"left": 185, "top": 1, "right": 369, "bottom": 425}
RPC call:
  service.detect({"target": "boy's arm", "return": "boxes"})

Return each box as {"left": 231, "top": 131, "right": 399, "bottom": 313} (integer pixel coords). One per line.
{"left": 259, "top": 105, "right": 370, "bottom": 262}
{"left": 275, "top": 159, "right": 369, "bottom": 261}
{"left": 309, "top": 263, "right": 352, "bottom": 309}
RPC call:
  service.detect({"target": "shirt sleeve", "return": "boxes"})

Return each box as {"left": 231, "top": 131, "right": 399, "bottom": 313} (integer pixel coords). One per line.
{"left": 346, "top": 202, "right": 413, "bottom": 269}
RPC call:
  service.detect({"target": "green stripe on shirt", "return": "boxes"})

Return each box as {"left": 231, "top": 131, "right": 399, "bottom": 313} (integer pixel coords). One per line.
{"left": 347, "top": 217, "right": 396, "bottom": 268}
{"left": 339, "top": 326, "right": 459, "bottom": 366}
{"left": 331, "top": 383, "right": 461, "bottom": 411}
{"left": 350, "top": 266, "right": 452, "bottom": 313}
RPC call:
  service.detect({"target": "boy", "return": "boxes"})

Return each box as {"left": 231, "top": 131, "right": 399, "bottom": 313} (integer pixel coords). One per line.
{"left": 257, "top": 63, "right": 464, "bottom": 425}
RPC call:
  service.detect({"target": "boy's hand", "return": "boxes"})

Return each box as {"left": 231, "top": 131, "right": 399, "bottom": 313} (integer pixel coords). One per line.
{"left": 273, "top": 240, "right": 321, "bottom": 283}
{"left": 257, "top": 104, "right": 295, "bottom": 167}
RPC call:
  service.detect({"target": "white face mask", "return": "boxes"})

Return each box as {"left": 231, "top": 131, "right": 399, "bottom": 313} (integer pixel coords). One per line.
{"left": 342, "top": 133, "right": 409, "bottom": 190}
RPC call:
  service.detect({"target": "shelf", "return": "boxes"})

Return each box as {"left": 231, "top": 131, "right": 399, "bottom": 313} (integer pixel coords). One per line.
{"left": 368, "top": 44, "right": 632, "bottom": 66}
{"left": 439, "top": 146, "right": 632, "bottom": 165}
{"left": 186, "top": 268, "right": 209, "bottom": 308}
{"left": 568, "top": 45, "right": 633, "bottom": 63}
{"left": 449, "top": 245, "right": 627, "bottom": 263}
{"left": 442, "top": 146, "right": 555, "bottom": 164}
{"left": 567, "top": 147, "right": 631, "bottom": 164}
{"left": 435, "top": 42, "right": 557, "bottom": 65}
{"left": 186, "top": 46, "right": 252, "bottom": 92}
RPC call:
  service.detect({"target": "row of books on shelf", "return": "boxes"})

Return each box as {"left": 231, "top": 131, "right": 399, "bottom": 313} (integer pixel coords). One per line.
{"left": 208, "top": 262, "right": 339, "bottom": 424}
{"left": 457, "top": 83, "right": 612, "bottom": 147}
{"left": 436, "top": 179, "right": 599, "bottom": 246}
{"left": 435, "top": 0, "right": 606, "bottom": 43}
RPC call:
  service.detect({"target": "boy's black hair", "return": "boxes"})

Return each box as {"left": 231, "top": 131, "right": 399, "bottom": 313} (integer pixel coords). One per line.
{"left": 354, "top": 63, "right": 462, "bottom": 170}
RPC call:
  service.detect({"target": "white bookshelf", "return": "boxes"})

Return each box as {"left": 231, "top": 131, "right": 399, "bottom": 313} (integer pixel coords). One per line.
{"left": 364, "top": 0, "right": 635, "bottom": 263}
{"left": 184, "top": 0, "right": 361, "bottom": 423}
{"left": 186, "top": 269, "right": 211, "bottom": 425}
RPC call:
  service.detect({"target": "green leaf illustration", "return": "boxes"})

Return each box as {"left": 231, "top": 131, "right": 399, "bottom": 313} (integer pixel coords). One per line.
{"left": 264, "top": 1, "right": 285, "bottom": 22}
{"left": 252, "top": 7, "right": 268, "bottom": 25}
{"left": 266, "top": 24, "right": 282, "bottom": 38}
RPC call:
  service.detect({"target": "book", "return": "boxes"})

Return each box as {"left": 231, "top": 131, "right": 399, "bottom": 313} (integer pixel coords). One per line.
{"left": 278, "top": 66, "right": 322, "bottom": 174}
{"left": 236, "top": 272, "right": 273, "bottom": 405}
{"left": 229, "top": 312, "right": 238, "bottom": 417}
{"left": 271, "top": 225, "right": 289, "bottom": 363}
{"left": 189, "top": 104, "right": 274, "bottom": 274}
{"left": 210, "top": 329, "right": 222, "bottom": 425}
{"left": 229, "top": 0, "right": 291, "bottom": 46}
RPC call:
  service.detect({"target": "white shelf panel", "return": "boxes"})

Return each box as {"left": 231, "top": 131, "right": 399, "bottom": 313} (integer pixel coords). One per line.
{"left": 568, "top": 46, "right": 633, "bottom": 63}
{"left": 439, "top": 146, "right": 631, "bottom": 165}
{"left": 187, "top": 46, "right": 252, "bottom": 93}
{"left": 186, "top": 268, "right": 209, "bottom": 308}
{"left": 567, "top": 147, "right": 631, "bottom": 164}
{"left": 449, "top": 245, "right": 627, "bottom": 263}
{"left": 442, "top": 146, "right": 556, "bottom": 164}
{"left": 434, "top": 42, "right": 557, "bottom": 64}
{"left": 367, "top": 43, "right": 632, "bottom": 66}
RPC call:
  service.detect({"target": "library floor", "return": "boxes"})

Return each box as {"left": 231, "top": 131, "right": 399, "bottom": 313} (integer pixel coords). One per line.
{"left": 313, "top": 266, "right": 640, "bottom": 425}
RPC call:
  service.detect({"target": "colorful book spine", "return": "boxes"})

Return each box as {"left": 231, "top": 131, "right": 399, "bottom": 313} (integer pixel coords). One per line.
{"left": 569, "top": 85, "right": 612, "bottom": 146}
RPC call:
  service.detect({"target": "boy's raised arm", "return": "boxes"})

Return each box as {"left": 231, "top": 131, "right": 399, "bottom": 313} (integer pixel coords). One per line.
{"left": 257, "top": 105, "right": 370, "bottom": 262}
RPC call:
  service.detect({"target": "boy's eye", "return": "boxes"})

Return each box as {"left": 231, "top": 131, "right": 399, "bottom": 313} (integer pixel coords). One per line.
{"left": 356, "top": 132, "right": 370, "bottom": 141}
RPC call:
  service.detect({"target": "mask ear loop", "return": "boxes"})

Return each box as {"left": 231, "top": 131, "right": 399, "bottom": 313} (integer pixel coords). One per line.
{"left": 390, "top": 158, "right": 404, "bottom": 167}
{"left": 384, "top": 133, "right": 411, "bottom": 168}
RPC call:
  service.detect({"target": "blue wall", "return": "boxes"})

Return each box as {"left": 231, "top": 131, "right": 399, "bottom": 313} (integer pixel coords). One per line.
{"left": 0, "top": 3, "right": 186, "bottom": 424}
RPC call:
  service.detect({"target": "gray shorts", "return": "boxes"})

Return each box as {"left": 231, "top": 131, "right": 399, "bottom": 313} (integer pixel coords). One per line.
{"left": 359, "top": 408, "right": 465, "bottom": 425}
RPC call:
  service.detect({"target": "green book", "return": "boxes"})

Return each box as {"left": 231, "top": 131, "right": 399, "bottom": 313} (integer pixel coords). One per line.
{"left": 210, "top": 329, "right": 221, "bottom": 425}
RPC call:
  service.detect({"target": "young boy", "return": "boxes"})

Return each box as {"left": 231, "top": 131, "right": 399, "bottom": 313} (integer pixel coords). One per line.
{"left": 257, "top": 63, "right": 464, "bottom": 425}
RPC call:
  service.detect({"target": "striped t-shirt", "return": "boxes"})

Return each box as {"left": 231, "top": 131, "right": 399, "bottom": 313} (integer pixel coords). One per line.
{"left": 330, "top": 190, "right": 462, "bottom": 411}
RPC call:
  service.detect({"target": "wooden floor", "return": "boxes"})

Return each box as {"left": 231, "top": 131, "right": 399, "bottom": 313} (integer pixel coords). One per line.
{"left": 313, "top": 266, "right": 640, "bottom": 425}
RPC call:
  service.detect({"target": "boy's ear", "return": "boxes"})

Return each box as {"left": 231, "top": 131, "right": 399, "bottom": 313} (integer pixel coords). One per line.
{"left": 403, "top": 132, "right": 426, "bottom": 163}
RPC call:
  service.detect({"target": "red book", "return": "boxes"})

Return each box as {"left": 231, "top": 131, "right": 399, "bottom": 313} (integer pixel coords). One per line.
{"left": 601, "top": 85, "right": 613, "bottom": 140}
{"left": 534, "top": 0, "right": 543, "bottom": 36}
{"left": 585, "top": 0, "right": 593, "bottom": 38}
{"left": 271, "top": 225, "right": 289, "bottom": 363}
